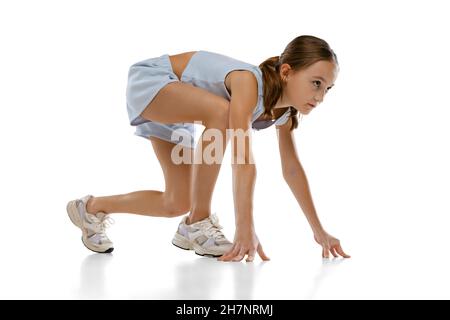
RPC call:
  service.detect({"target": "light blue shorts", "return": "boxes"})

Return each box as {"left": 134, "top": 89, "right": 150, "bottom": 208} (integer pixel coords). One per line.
{"left": 126, "top": 54, "right": 196, "bottom": 149}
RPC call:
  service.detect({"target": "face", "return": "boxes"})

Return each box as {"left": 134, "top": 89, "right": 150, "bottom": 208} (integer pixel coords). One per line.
{"left": 279, "top": 60, "right": 338, "bottom": 114}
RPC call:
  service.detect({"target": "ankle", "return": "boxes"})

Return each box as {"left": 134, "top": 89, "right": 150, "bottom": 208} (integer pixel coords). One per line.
{"left": 188, "top": 212, "right": 210, "bottom": 224}
{"left": 86, "top": 196, "right": 98, "bottom": 214}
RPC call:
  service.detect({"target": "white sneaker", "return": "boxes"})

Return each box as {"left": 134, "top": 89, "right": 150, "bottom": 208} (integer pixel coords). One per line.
{"left": 172, "top": 213, "right": 233, "bottom": 257}
{"left": 66, "top": 195, "right": 114, "bottom": 253}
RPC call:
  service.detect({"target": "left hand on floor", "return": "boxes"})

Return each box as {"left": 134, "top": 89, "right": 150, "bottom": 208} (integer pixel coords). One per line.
{"left": 314, "top": 231, "right": 351, "bottom": 259}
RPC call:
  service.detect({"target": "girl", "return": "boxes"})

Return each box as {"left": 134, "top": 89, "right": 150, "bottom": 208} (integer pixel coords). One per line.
{"left": 67, "top": 35, "right": 350, "bottom": 262}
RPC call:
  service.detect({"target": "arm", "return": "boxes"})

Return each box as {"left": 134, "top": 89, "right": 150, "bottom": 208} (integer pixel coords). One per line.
{"left": 276, "top": 117, "right": 324, "bottom": 233}
{"left": 276, "top": 118, "right": 350, "bottom": 258}
{"left": 218, "top": 71, "right": 269, "bottom": 262}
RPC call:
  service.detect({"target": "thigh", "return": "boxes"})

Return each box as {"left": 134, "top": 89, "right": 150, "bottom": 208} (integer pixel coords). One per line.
{"left": 136, "top": 121, "right": 196, "bottom": 149}
{"left": 140, "top": 81, "right": 229, "bottom": 126}
{"left": 149, "top": 136, "right": 193, "bottom": 199}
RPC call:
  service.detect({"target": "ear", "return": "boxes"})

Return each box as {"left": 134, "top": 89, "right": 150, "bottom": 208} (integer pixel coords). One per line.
{"left": 279, "top": 63, "right": 292, "bottom": 80}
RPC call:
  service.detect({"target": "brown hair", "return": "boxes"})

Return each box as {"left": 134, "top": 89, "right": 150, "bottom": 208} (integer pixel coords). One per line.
{"left": 259, "top": 35, "right": 339, "bottom": 131}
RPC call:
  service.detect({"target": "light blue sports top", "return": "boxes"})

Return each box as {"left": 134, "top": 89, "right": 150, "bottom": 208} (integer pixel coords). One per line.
{"left": 180, "top": 50, "right": 291, "bottom": 130}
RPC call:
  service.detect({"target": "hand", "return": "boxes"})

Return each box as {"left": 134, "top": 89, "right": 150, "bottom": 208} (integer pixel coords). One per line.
{"left": 314, "top": 231, "right": 351, "bottom": 259}
{"left": 218, "top": 229, "right": 270, "bottom": 262}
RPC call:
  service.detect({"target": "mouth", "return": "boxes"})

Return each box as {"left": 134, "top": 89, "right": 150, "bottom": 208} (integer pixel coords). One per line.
{"left": 307, "top": 103, "right": 316, "bottom": 108}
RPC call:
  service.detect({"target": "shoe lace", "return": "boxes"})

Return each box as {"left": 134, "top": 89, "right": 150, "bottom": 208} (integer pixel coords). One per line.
{"left": 89, "top": 212, "right": 115, "bottom": 234}
{"left": 196, "top": 213, "right": 226, "bottom": 240}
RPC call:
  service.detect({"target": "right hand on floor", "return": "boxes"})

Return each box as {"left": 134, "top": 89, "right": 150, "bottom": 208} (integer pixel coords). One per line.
{"left": 218, "top": 229, "right": 270, "bottom": 262}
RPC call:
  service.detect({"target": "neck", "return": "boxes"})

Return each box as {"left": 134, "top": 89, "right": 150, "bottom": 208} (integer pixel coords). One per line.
{"left": 273, "top": 92, "right": 291, "bottom": 109}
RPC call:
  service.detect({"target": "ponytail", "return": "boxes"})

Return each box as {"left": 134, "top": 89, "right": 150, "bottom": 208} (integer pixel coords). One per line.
{"left": 259, "top": 56, "right": 299, "bottom": 131}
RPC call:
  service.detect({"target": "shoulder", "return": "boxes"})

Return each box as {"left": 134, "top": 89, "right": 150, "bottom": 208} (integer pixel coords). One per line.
{"left": 228, "top": 71, "right": 259, "bottom": 122}
{"left": 229, "top": 70, "right": 258, "bottom": 99}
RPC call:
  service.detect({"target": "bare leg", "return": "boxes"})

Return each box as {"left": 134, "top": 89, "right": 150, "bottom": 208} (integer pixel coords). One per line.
{"left": 188, "top": 121, "right": 229, "bottom": 223}
{"left": 86, "top": 120, "right": 229, "bottom": 223}
{"left": 86, "top": 137, "right": 193, "bottom": 218}
{"left": 86, "top": 191, "right": 177, "bottom": 217}
{"left": 138, "top": 82, "right": 231, "bottom": 224}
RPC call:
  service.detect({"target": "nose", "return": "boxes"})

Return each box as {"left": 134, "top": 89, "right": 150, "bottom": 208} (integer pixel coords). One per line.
{"left": 313, "top": 95, "right": 322, "bottom": 104}
{"left": 314, "top": 91, "right": 325, "bottom": 104}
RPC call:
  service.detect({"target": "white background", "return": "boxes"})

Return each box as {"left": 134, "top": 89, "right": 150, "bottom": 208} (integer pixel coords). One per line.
{"left": 1, "top": 0, "right": 449, "bottom": 299}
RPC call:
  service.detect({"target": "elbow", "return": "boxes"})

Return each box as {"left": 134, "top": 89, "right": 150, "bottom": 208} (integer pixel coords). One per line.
{"left": 282, "top": 163, "right": 301, "bottom": 182}
{"left": 282, "top": 169, "right": 293, "bottom": 182}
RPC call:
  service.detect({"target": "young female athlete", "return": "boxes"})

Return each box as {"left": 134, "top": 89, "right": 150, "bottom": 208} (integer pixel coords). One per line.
{"left": 67, "top": 35, "right": 351, "bottom": 262}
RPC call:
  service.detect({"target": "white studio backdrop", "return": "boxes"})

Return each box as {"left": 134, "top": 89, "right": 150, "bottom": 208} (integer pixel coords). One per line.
{"left": 0, "top": 0, "right": 449, "bottom": 299}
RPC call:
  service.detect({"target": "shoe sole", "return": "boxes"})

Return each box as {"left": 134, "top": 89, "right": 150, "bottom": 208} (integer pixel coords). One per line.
{"left": 66, "top": 200, "right": 114, "bottom": 254}
{"left": 172, "top": 233, "right": 223, "bottom": 257}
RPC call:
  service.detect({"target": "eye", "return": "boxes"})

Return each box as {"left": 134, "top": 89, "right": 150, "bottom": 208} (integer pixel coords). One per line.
{"left": 313, "top": 80, "right": 332, "bottom": 92}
